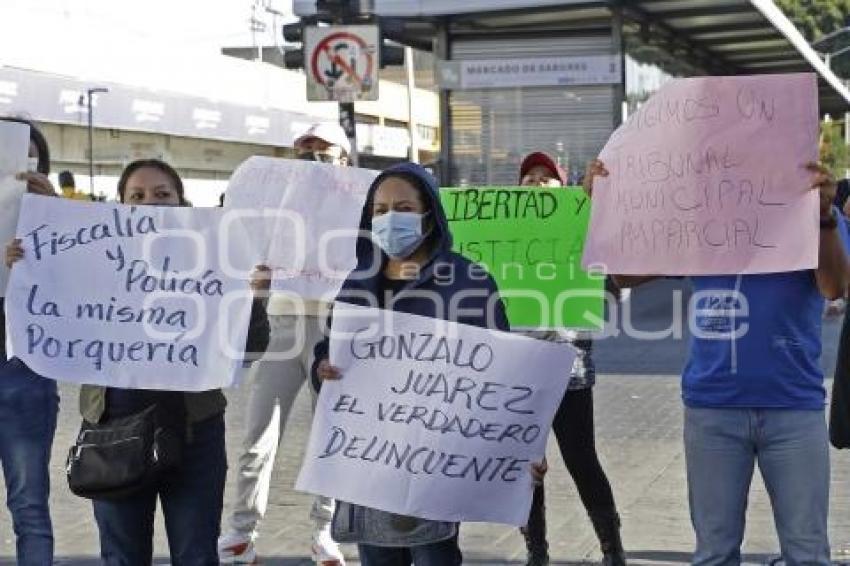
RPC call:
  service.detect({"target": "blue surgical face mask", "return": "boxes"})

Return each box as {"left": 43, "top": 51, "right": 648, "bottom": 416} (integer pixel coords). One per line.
{"left": 371, "top": 211, "right": 430, "bottom": 259}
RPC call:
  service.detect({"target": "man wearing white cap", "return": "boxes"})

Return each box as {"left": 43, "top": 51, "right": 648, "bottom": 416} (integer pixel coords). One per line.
{"left": 219, "top": 123, "right": 349, "bottom": 565}
{"left": 294, "top": 122, "right": 351, "bottom": 166}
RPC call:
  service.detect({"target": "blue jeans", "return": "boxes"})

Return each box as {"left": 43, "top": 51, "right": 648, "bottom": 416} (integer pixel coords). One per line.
{"left": 684, "top": 407, "right": 830, "bottom": 566}
{"left": 358, "top": 536, "right": 462, "bottom": 566}
{"left": 0, "top": 358, "right": 59, "bottom": 566}
{"left": 93, "top": 413, "right": 227, "bottom": 566}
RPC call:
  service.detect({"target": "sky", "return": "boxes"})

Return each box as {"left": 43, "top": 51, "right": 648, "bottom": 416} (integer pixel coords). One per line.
{"left": 0, "top": 0, "right": 330, "bottom": 114}
{"left": 0, "top": 1, "right": 305, "bottom": 205}
{"left": 0, "top": 0, "right": 299, "bottom": 88}
{"left": 5, "top": 0, "right": 296, "bottom": 57}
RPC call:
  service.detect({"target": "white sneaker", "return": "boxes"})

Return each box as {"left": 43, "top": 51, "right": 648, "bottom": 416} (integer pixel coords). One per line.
{"left": 311, "top": 522, "right": 345, "bottom": 565}
{"left": 218, "top": 531, "right": 258, "bottom": 564}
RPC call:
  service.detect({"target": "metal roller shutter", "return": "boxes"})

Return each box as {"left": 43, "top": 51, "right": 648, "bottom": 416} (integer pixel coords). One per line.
{"left": 449, "top": 35, "right": 618, "bottom": 186}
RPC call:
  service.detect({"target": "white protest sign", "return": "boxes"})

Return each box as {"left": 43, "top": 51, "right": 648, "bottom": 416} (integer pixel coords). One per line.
{"left": 0, "top": 121, "right": 30, "bottom": 296}
{"left": 6, "top": 195, "right": 258, "bottom": 390}
{"left": 225, "top": 157, "right": 379, "bottom": 300}
{"left": 296, "top": 303, "right": 575, "bottom": 526}
{"left": 582, "top": 73, "right": 819, "bottom": 275}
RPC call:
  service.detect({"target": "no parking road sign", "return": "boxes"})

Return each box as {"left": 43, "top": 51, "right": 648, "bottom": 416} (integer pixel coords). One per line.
{"left": 305, "top": 25, "right": 379, "bottom": 102}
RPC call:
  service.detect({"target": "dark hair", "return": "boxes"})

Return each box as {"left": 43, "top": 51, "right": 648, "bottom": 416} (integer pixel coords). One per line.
{"left": 117, "top": 159, "right": 187, "bottom": 205}
{"left": 58, "top": 170, "right": 75, "bottom": 188}
{"left": 371, "top": 172, "right": 432, "bottom": 214}
{"left": 0, "top": 116, "right": 50, "bottom": 175}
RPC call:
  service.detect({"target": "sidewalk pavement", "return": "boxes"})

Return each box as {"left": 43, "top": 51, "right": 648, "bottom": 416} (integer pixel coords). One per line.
{"left": 1, "top": 370, "right": 848, "bottom": 565}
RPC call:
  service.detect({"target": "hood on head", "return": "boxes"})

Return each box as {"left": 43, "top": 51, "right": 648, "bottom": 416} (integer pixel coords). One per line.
{"left": 355, "top": 162, "right": 451, "bottom": 261}
{"left": 519, "top": 152, "right": 568, "bottom": 186}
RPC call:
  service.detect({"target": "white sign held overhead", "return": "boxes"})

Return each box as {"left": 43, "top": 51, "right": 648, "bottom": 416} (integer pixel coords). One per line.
{"left": 305, "top": 25, "right": 380, "bottom": 102}
{"left": 224, "top": 157, "right": 379, "bottom": 301}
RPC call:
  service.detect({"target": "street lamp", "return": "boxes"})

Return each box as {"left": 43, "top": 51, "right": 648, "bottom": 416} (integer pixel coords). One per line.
{"left": 81, "top": 87, "right": 109, "bottom": 197}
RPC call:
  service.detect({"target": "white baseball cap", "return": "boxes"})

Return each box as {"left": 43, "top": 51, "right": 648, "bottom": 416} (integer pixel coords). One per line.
{"left": 293, "top": 122, "right": 351, "bottom": 155}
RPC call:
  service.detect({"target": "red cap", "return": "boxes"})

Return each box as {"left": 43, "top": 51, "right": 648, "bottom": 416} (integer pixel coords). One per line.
{"left": 519, "top": 152, "right": 568, "bottom": 186}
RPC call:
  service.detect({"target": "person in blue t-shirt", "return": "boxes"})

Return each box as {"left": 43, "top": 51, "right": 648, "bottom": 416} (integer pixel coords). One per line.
{"left": 583, "top": 158, "right": 849, "bottom": 566}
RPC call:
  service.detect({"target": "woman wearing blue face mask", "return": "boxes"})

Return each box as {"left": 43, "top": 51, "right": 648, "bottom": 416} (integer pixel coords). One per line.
{"left": 311, "top": 162, "right": 546, "bottom": 566}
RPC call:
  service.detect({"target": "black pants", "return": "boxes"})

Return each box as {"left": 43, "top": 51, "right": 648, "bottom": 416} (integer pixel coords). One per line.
{"left": 525, "top": 387, "right": 616, "bottom": 546}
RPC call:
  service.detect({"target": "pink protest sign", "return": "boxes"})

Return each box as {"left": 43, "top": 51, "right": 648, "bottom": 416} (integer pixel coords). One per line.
{"left": 582, "top": 73, "right": 819, "bottom": 275}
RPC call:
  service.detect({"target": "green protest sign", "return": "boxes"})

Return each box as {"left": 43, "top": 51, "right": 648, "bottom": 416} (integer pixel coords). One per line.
{"left": 441, "top": 186, "right": 604, "bottom": 329}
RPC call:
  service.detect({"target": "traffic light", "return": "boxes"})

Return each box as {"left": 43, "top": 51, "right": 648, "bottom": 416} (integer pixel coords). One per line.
{"left": 283, "top": 21, "right": 303, "bottom": 43}
{"left": 380, "top": 41, "right": 405, "bottom": 68}
{"left": 316, "top": 0, "right": 374, "bottom": 20}
{"left": 282, "top": 22, "right": 305, "bottom": 69}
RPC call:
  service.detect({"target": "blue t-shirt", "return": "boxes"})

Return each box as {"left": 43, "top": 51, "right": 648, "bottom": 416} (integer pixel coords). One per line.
{"left": 682, "top": 271, "right": 825, "bottom": 409}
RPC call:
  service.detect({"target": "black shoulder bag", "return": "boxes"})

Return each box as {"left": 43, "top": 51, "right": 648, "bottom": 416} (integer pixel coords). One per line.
{"left": 831, "top": 307, "right": 850, "bottom": 449}
{"left": 66, "top": 402, "right": 184, "bottom": 500}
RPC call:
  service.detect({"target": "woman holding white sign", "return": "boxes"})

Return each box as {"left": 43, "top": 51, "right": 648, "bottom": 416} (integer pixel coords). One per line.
{"left": 312, "top": 162, "right": 546, "bottom": 566}
{"left": 516, "top": 152, "right": 626, "bottom": 566}
{"left": 6, "top": 158, "right": 271, "bottom": 566}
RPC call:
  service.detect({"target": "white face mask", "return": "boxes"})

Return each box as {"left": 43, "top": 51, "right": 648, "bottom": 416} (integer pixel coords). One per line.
{"left": 27, "top": 157, "right": 40, "bottom": 173}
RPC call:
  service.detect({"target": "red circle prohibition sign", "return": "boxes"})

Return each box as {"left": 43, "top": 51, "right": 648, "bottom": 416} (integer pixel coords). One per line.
{"left": 310, "top": 31, "right": 375, "bottom": 89}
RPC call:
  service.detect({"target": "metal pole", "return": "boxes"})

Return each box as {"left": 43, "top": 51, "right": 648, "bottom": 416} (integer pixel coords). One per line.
{"left": 845, "top": 111, "right": 850, "bottom": 146}
{"left": 86, "top": 87, "right": 108, "bottom": 197}
{"left": 845, "top": 111, "right": 850, "bottom": 179}
{"left": 436, "top": 20, "right": 452, "bottom": 186}
{"left": 405, "top": 46, "right": 419, "bottom": 163}
{"left": 611, "top": 6, "right": 626, "bottom": 127}
{"left": 88, "top": 92, "right": 94, "bottom": 195}
{"left": 339, "top": 101, "right": 358, "bottom": 166}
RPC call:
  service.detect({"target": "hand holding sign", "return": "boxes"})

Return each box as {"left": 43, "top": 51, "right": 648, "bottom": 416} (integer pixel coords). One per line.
{"left": 5, "top": 238, "right": 23, "bottom": 269}
{"left": 531, "top": 458, "right": 548, "bottom": 486}
{"left": 248, "top": 264, "right": 272, "bottom": 294}
{"left": 806, "top": 161, "right": 838, "bottom": 219}
{"left": 582, "top": 159, "right": 609, "bottom": 198}
{"left": 316, "top": 358, "right": 342, "bottom": 381}
{"left": 16, "top": 172, "right": 57, "bottom": 197}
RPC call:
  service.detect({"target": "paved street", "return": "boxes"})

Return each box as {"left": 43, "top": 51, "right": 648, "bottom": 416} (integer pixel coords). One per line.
{"left": 2, "top": 278, "right": 849, "bottom": 565}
